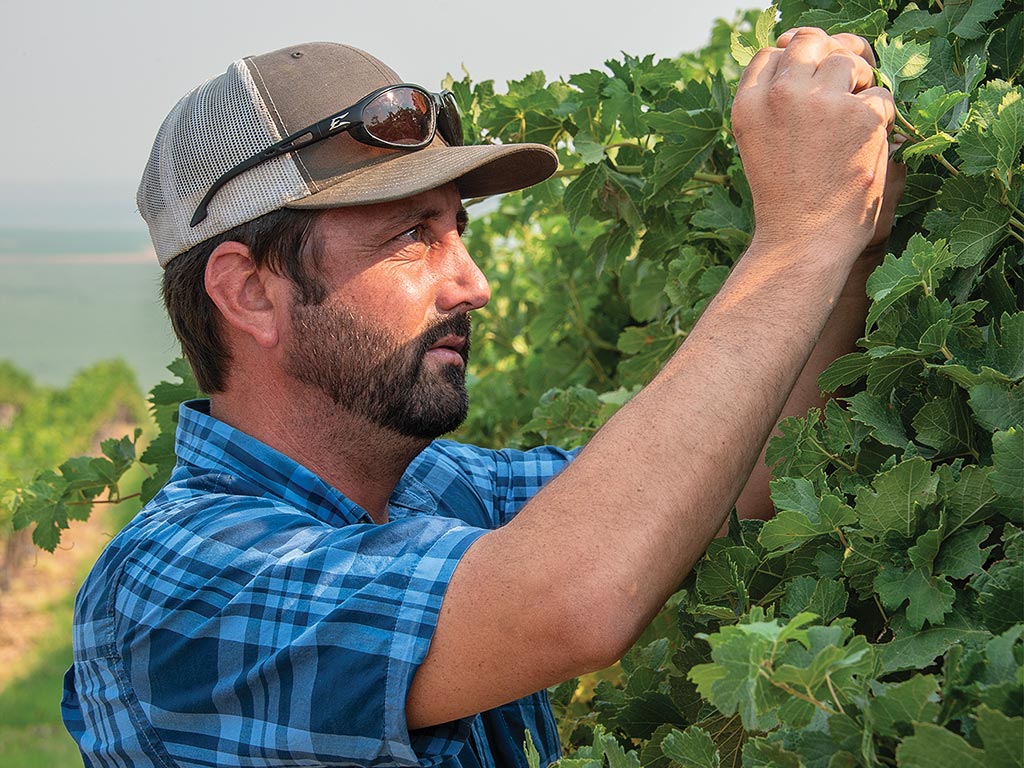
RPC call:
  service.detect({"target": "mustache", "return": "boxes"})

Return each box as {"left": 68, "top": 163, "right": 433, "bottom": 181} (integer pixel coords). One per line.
{"left": 416, "top": 314, "right": 472, "bottom": 362}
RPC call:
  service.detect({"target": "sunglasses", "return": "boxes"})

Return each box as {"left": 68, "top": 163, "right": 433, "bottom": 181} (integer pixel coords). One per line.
{"left": 190, "top": 83, "right": 463, "bottom": 227}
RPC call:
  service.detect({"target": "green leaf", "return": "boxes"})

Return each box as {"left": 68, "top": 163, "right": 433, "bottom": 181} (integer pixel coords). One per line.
{"left": 908, "top": 527, "right": 943, "bottom": 571}
{"left": 901, "top": 132, "right": 956, "bottom": 162}
{"left": 992, "top": 313, "right": 1024, "bottom": 379}
{"left": 968, "top": 383, "right": 1024, "bottom": 432}
{"left": 958, "top": 84, "right": 1024, "bottom": 187}
{"left": 780, "top": 576, "right": 849, "bottom": 623}
{"left": 57, "top": 455, "right": 110, "bottom": 499}
{"left": 878, "top": 623, "right": 991, "bottom": 674}
{"left": 977, "top": 561, "right": 1024, "bottom": 633}
{"left": 865, "top": 350, "right": 922, "bottom": 396}
{"left": 876, "top": 34, "right": 931, "bottom": 101}
{"left": 868, "top": 674, "right": 941, "bottom": 737}
{"left": 949, "top": 0, "right": 1005, "bottom": 38}
{"left": 991, "top": 12, "right": 1024, "bottom": 79}
{"left": 911, "top": 87, "right": 968, "bottom": 133}
{"left": 768, "top": 477, "right": 819, "bottom": 517}
{"left": 760, "top": 491, "right": 856, "bottom": 554}
{"left": 896, "top": 723, "right": 989, "bottom": 768}
{"left": 855, "top": 457, "right": 938, "bottom": 538}
{"left": 991, "top": 428, "right": 1023, "bottom": 502}
{"left": 690, "top": 186, "right": 751, "bottom": 247}
{"left": 912, "top": 394, "right": 973, "bottom": 455}
{"left": 935, "top": 525, "right": 993, "bottom": 579}
{"left": 524, "top": 729, "right": 541, "bottom": 768}
{"left": 563, "top": 164, "right": 609, "bottom": 230}
{"left": 646, "top": 108, "right": 722, "bottom": 195}
{"left": 949, "top": 205, "right": 1011, "bottom": 268}
{"left": 729, "top": 6, "right": 778, "bottom": 67}
{"left": 696, "top": 545, "right": 758, "bottom": 600}
{"left": 742, "top": 738, "right": 802, "bottom": 768}
{"left": 101, "top": 432, "right": 137, "bottom": 476}
{"left": 865, "top": 248, "right": 925, "bottom": 328}
{"left": 974, "top": 705, "right": 1024, "bottom": 768}
{"left": 819, "top": 352, "right": 873, "bottom": 392}
{"left": 875, "top": 567, "right": 956, "bottom": 630}
{"left": 660, "top": 727, "right": 720, "bottom": 768}
{"left": 846, "top": 392, "right": 910, "bottom": 448}
{"left": 795, "top": 0, "right": 889, "bottom": 37}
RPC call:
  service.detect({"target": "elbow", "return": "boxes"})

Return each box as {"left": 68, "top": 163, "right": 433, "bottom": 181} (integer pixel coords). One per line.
{"left": 552, "top": 583, "right": 651, "bottom": 676}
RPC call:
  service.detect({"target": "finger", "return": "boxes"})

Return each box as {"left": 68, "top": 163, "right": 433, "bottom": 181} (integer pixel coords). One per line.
{"left": 739, "top": 46, "right": 784, "bottom": 90}
{"left": 831, "top": 33, "right": 876, "bottom": 66}
{"left": 778, "top": 29, "right": 876, "bottom": 67}
{"left": 773, "top": 27, "right": 840, "bottom": 82}
{"left": 776, "top": 28, "right": 797, "bottom": 48}
{"left": 815, "top": 49, "right": 876, "bottom": 93}
{"left": 858, "top": 85, "right": 897, "bottom": 133}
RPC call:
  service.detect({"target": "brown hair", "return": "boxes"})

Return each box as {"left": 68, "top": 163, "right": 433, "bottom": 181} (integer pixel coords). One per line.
{"left": 161, "top": 209, "right": 326, "bottom": 394}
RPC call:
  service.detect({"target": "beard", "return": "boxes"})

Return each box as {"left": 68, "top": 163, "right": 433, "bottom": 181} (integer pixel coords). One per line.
{"left": 284, "top": 301, "right": 472, "bottom": 440}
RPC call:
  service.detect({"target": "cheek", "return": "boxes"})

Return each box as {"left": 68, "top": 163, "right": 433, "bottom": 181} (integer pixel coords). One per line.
{"left": 338, "top": 265, "right": 437, "bottom": 331}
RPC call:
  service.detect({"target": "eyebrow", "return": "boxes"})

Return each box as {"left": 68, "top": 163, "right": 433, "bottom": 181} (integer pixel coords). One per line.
{"left": 375, "top": 205, "right": 469, "bottom": 234}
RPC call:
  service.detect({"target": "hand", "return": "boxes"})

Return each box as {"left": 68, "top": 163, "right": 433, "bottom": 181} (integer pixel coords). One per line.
{"left": 775, "top": 30, "right": 907, "bottom": 262}
{"left": 732, "top": 28, "right": 898, "bottom": 260}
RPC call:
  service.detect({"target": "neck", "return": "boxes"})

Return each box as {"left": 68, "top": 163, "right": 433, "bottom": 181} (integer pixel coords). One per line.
{"left": 210, "top": 387, "right": 429, "bottom": 524}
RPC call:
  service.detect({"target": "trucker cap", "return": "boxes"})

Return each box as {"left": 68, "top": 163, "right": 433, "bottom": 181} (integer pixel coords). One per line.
{"left": 138, "top": 42, "right": 559, "bottom": 266}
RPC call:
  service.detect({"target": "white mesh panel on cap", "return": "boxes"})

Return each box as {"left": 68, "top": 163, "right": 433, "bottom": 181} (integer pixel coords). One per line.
{"left": 138, "top": 60, "right": 311, "bottom": 266}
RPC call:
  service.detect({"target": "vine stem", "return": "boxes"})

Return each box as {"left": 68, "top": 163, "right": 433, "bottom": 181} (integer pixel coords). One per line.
{"left": 66, "top": 493, "right": 141, "bottom": 507}
{"left": 873, "top": 594, "right": 889, "bottom": 623}
{"left": 825, "top": 674, "right": 847, "bottom": 716}
{"left": 759, "top": 668, "right": 840, "bottom": 716}
{"left": 894, "top": 108, "right": 1024, "bottom": 236}
{"left": 806, "top": 434, "right": 857, "bottom": 472}
{"left": 834, "top": 527, "right": 849, "bottom": 550}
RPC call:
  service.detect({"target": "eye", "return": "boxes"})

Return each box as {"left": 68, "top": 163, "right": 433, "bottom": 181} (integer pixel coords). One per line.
{"left": 396, "top": 224, "right": 428, "bottom": 243}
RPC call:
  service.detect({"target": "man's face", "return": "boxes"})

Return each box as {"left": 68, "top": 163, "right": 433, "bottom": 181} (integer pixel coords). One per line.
{"left": 282, "top": 184, "right": 490, "bottom": 439}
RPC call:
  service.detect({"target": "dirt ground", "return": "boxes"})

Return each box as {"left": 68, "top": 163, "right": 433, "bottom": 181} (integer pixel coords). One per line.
{"left": 0, "top": 420, "right": 139, "bottom": 692}
{"left": 0, "top": 506, "right": 118, "bottom": 692}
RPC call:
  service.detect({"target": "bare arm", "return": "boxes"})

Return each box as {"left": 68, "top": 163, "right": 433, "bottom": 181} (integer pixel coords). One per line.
{"left": 407, "top": 28, "right": 898, "bottom": 729}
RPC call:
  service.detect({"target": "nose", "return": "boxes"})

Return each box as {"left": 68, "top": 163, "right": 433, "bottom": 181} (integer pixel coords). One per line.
{"left": 437, "top": 234, "right": 491, "bottom": 313}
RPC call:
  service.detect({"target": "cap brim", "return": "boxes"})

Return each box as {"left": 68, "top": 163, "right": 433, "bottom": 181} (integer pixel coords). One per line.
{"left": 285, "top": 142, "right": 558, "bottom": 210}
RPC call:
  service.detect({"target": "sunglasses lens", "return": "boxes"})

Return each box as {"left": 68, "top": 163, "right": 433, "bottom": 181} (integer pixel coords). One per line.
{"left": 363, "top": 87, "right": 434, "bottom": 146}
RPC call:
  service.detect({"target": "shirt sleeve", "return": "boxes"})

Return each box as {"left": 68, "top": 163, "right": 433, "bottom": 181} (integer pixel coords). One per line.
{"left": 419, "top": 441, "right": 580, "bottom": 529}
{"left": 114, "top": 500, "right": 487, "bottom": 768}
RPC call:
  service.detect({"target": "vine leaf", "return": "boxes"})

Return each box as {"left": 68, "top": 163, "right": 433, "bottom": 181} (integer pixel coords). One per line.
{"left": 855, "top": 457, "right": 938, "bottom": 537}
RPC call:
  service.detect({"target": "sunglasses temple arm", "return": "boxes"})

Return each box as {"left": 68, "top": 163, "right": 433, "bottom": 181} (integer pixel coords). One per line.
{"left": 189, "top": 114, "right": 351, "bottom": 227}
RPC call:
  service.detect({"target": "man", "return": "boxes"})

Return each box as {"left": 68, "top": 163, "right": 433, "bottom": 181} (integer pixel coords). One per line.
{"left": 63, "top": 30, "right": 901, "bottom": 768}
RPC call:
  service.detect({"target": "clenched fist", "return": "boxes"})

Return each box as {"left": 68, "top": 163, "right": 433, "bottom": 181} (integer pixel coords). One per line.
{"left": 732, "top": 28, "right": 901, "bottom": 261}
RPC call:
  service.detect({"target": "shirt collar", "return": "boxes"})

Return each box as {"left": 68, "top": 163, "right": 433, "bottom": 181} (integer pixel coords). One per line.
{"left": 174, "top": 399, "right": 377, "bottom": 526}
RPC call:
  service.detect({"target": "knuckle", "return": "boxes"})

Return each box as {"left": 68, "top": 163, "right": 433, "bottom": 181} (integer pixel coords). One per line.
{"left": 767, "top": 78, "right": 800, "bottom": 104}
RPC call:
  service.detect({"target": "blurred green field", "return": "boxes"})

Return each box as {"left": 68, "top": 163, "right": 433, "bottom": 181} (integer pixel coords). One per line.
{"left": 0, "top": 489, "right": 143, "bottom": 768}
{"left": 0, "top": 589, "right": 82, "bottom": 767}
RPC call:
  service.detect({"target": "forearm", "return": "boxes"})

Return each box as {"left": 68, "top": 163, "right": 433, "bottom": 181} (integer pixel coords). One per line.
{"left": 734, "top": 249, "right": 882, "bottom": 521}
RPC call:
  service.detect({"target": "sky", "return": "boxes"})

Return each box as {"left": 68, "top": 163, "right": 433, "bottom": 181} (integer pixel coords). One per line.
{"left": 0, "top": 0, "right": 753, "bottom": 229}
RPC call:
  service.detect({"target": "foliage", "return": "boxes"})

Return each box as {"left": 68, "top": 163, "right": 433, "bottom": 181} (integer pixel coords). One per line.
{"left": 11, "top": 0, "right": 1023, "bottom": 764}
{"left": 0, "top": 359, "right": 148, "bottom": 549}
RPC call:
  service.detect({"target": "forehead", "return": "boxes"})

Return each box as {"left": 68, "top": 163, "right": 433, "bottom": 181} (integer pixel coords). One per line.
{"left": 317, "top": 183, "right": 463, "bottom": 237}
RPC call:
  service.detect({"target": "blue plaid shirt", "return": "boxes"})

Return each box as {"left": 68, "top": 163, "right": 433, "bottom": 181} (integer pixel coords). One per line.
{"left": 63, "top": 400, "right": 576, "bottom": 767}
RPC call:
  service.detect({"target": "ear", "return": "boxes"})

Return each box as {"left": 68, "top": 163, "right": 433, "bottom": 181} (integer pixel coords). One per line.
{"left": 204, "top": 241, "right": 284, "bottom": 349}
